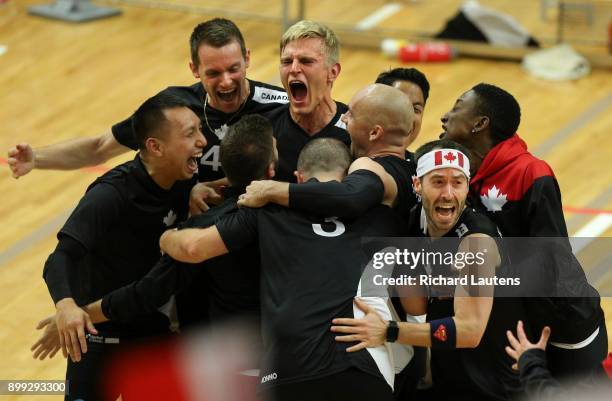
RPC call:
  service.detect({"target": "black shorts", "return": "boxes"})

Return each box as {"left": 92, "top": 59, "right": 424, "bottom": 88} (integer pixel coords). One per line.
{"left": 262, "top": 368, "right": 393, "bottom": 401}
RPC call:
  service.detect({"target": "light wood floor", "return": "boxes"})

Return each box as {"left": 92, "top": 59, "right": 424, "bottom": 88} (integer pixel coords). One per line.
{"left": 0, "top": 1, "right": 610, "bottom": 399}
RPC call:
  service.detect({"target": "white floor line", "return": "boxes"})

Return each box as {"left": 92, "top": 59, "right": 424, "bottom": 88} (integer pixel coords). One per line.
{"left": 571, "top": 214, "right": 612, "bottom": 254}
{"left": 356, "top": 3, "right": 402, "bottom": 31}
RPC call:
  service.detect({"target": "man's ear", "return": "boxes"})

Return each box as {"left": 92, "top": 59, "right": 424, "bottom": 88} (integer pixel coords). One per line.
{"left": 189, "top": 61, "right": 199, "bottom": 79}
{"left": 327, "top": 62, "right": 341, "bottom": 84}
{"left": 369, "top": 125, "right": 383, "bottom": 142}
{"left": 413, "top": 176, "right": 422, "bottom": 196}
{"left": 145, "top": 137, "right": 163, "bottom": 157}
{"left": 473, "top": 116, "right": 490, "bottom": 133}
{"left": 294, "top": 170, "right": 305, "bottom": 184}
{"left": 244, "top": 48, "right": 251, "bottom": 69}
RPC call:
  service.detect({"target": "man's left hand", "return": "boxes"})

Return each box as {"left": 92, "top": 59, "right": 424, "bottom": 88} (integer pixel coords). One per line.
{"left": 330, "top": 298, "right": 387, "bottom": 352}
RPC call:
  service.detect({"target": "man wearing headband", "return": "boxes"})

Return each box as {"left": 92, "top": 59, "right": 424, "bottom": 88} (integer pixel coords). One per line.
{"left": 331, "top": 139, "right": 530, "bottom": 401}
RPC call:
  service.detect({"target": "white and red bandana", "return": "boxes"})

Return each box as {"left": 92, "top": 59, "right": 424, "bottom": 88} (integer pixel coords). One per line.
{"left": 416, "top": 148, "right": 470, "bottom": 179}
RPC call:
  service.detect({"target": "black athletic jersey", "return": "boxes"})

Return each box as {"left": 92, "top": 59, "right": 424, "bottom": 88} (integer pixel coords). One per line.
{"left": 216, "top": 203, "right": 404, "bottom": 390}
{"left": 48, "top": 154, "right": 193, "bottom": 337}
{"left": 374, "top": 155, "right": 418, "bottom": 223}
{"left": 111, "top": 80, "right": 288, "bottom": 182}
{"left": 407, "top": 206, "right": 526, "bottom": 401}
{"left": 101, "top": 186, "right": 260, "bottom": 328}
{"left": 265, "top": 101, "right": 350, "bottom": 182}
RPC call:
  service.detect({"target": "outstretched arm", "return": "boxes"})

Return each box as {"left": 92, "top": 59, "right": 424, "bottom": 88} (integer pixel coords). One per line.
{"left": 8, "top": 131, "right": 130, "bottom": 178}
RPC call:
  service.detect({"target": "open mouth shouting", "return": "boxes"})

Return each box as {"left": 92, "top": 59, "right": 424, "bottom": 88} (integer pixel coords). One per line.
{"left": 289, "top": 80, "right": 308, "bottom": 104}
{"left": 435, "top": 204, "right": 455, "bottom": 217}
{"left": 187, "top": 151, "right": 203, "bottom": 174}
{"left": 217, "top": 88, "right": 239, "bottom": 103}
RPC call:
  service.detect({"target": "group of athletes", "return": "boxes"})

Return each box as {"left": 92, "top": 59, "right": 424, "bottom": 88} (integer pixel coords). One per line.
{"left": 8, "top": 17, "right": 609, "bottom": 401}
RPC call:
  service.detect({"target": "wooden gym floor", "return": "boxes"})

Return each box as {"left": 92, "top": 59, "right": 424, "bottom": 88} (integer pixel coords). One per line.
{"left": 0, "top": 1, "right": 610, "bottom": 399}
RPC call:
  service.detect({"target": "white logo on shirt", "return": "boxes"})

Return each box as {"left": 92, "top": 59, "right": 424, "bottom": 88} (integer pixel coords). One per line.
{"left": 480, "top": 185, "right": 508, "bottom": 212}
{"left": 335, "top": 115, "right": 347, "bottom": 130}
{"left": 261, "top": 372, "right": 278, "bottom": 383}
{"left": 163, "top": 210, "right": 177, "bottom": 227}
{"left": 214, "top": 124, "right": 229, "bottom": 140}
{"left": 455, "top": 223, "right": 469, "bottom": 238}
{"left": 252, "top": 86, "right": 289, "bottom": 104}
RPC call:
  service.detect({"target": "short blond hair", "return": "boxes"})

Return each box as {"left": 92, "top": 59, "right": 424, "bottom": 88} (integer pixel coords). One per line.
{"left": 280, "top": 20, "right": 340, "bottom": 65}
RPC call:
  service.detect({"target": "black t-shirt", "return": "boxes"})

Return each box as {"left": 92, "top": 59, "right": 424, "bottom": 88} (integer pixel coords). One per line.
{"left": 101, "top": 186, "right": 260, "bottom": 329}
{"left": 265, "top": 101, "right": 350, "bottom": 182}
{"left": 374, "top": 155, "right": 418, "bottom": 223}
{"left": 111, "top": 80, "right": 288, "bottom": 182}
{"left": 50, "top": 154, "right": 193, "bottom": 336}
{"left": 407, "top": 206, "right": 525, "bottom": 401}
{"left": 216, "top": 203, "right": 404, "bottom": 389}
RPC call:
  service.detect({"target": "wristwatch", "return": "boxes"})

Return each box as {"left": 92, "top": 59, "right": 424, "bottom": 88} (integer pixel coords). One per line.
{"left": 386, "top": 320, "right": 399, "bottom": 342}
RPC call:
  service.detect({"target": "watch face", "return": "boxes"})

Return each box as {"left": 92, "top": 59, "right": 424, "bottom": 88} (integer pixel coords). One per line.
{"left": 386, "top": 321, "right": 400, "bottom": 342}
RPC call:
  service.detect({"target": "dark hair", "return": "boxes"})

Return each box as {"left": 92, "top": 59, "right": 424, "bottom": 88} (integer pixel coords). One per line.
{"left": 297, "top": 138, "right": 351, "bottom": 176}
{"left": 375, "top": 68, "right": 430, "bottom": 103}
{"left": 220, "top": 114, "right": 274, "bottom": 188}
{"left": 132, "top": 93, "right": 189, "bottom": 151}
{"left": 415, "top": 139, "right": 472, "bottom": 167}
{"left": 190, "top": 18, "right": 247, "bottom": 67}
{"left": 471, "top": 83, "right": 521, "bottom": 144}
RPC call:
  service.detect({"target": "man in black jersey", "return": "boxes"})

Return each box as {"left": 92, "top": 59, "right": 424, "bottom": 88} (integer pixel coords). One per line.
{"left": 41, "top": 93, "right": 205, "bottom": 401}
{"left": 34, "top": 114, "right": 275, "bottom": 336}
{"left": 332, "top": 139, "right": 529, "bottom": 401}
{"left": 265, "top": 20, "right": 350, "bottom": 182}
{"left": 159, "top": 138, "right": 403, "bottom": 401}
{"left": 7, "top": 18, "right": 287, "bottom": 186}
{"left": 239, "top": 83, "right": 417, "bottom": 222}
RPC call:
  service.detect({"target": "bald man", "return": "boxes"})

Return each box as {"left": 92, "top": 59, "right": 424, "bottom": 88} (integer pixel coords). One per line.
{"left": 238, "top": 83, "right": 418, "bottom": 224}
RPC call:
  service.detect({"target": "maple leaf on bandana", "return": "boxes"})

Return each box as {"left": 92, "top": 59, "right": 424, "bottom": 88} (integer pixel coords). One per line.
{"left": 480, "top": 185, "right": 508, "bottom": 212}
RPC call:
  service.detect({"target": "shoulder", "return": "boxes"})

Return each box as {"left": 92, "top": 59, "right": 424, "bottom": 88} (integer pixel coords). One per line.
{"left": 160, "top": 83, "right": 203, "bottom": 102}
{"left": 182, "top": 199, "right": 239, "bottom": 229}
{"left": 350, "top": 156, "right": 385, "bottom": 173}
{"left": 87, "top": 159, "right": 135, "bottom": 193}
{"left": 521, "top": 155, "right": 555, "bottom": 183}
{"left": 456, "top": 207, "right": 500, "bottom": 238}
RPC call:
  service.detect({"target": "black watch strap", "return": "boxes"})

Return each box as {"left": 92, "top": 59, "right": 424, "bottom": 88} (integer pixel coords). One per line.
{"left": 386, "top": 320, "right": 399, "bottom": 342}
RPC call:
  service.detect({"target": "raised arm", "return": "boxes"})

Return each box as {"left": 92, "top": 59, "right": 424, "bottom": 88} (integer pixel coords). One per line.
{"left": 7, "top": 131, "right": 130, "bottom": 178}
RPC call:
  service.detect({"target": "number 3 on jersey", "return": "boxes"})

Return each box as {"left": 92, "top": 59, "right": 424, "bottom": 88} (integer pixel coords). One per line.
{"left": 200, "top": 145, "right": 221, "bottom": 171}
{"left": 312, "top": 217, "right": 346, "bottom": 237}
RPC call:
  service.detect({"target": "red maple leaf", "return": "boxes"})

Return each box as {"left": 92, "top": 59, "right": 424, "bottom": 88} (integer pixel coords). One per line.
{"left": 433, "top": 324, "right": 447, "bottom": 342}
{"left": 444, "top": 152, "right": 456, "bottom": 163}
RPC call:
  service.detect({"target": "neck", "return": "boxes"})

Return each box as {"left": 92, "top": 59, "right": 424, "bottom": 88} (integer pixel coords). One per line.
{"left": 289, "top": 95, "right": 336, "bottom": 135}
{"left": 141, "top": 155, "right": 175, "bottom": 190}
{"left": 468, "top": 137, "right": 494, "bottom": 176}
{"left": 367, "top": 143, "right": 405, "bottom": 160}
{"left": 310, "top": 171, "right": 344, "bottom": 182}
